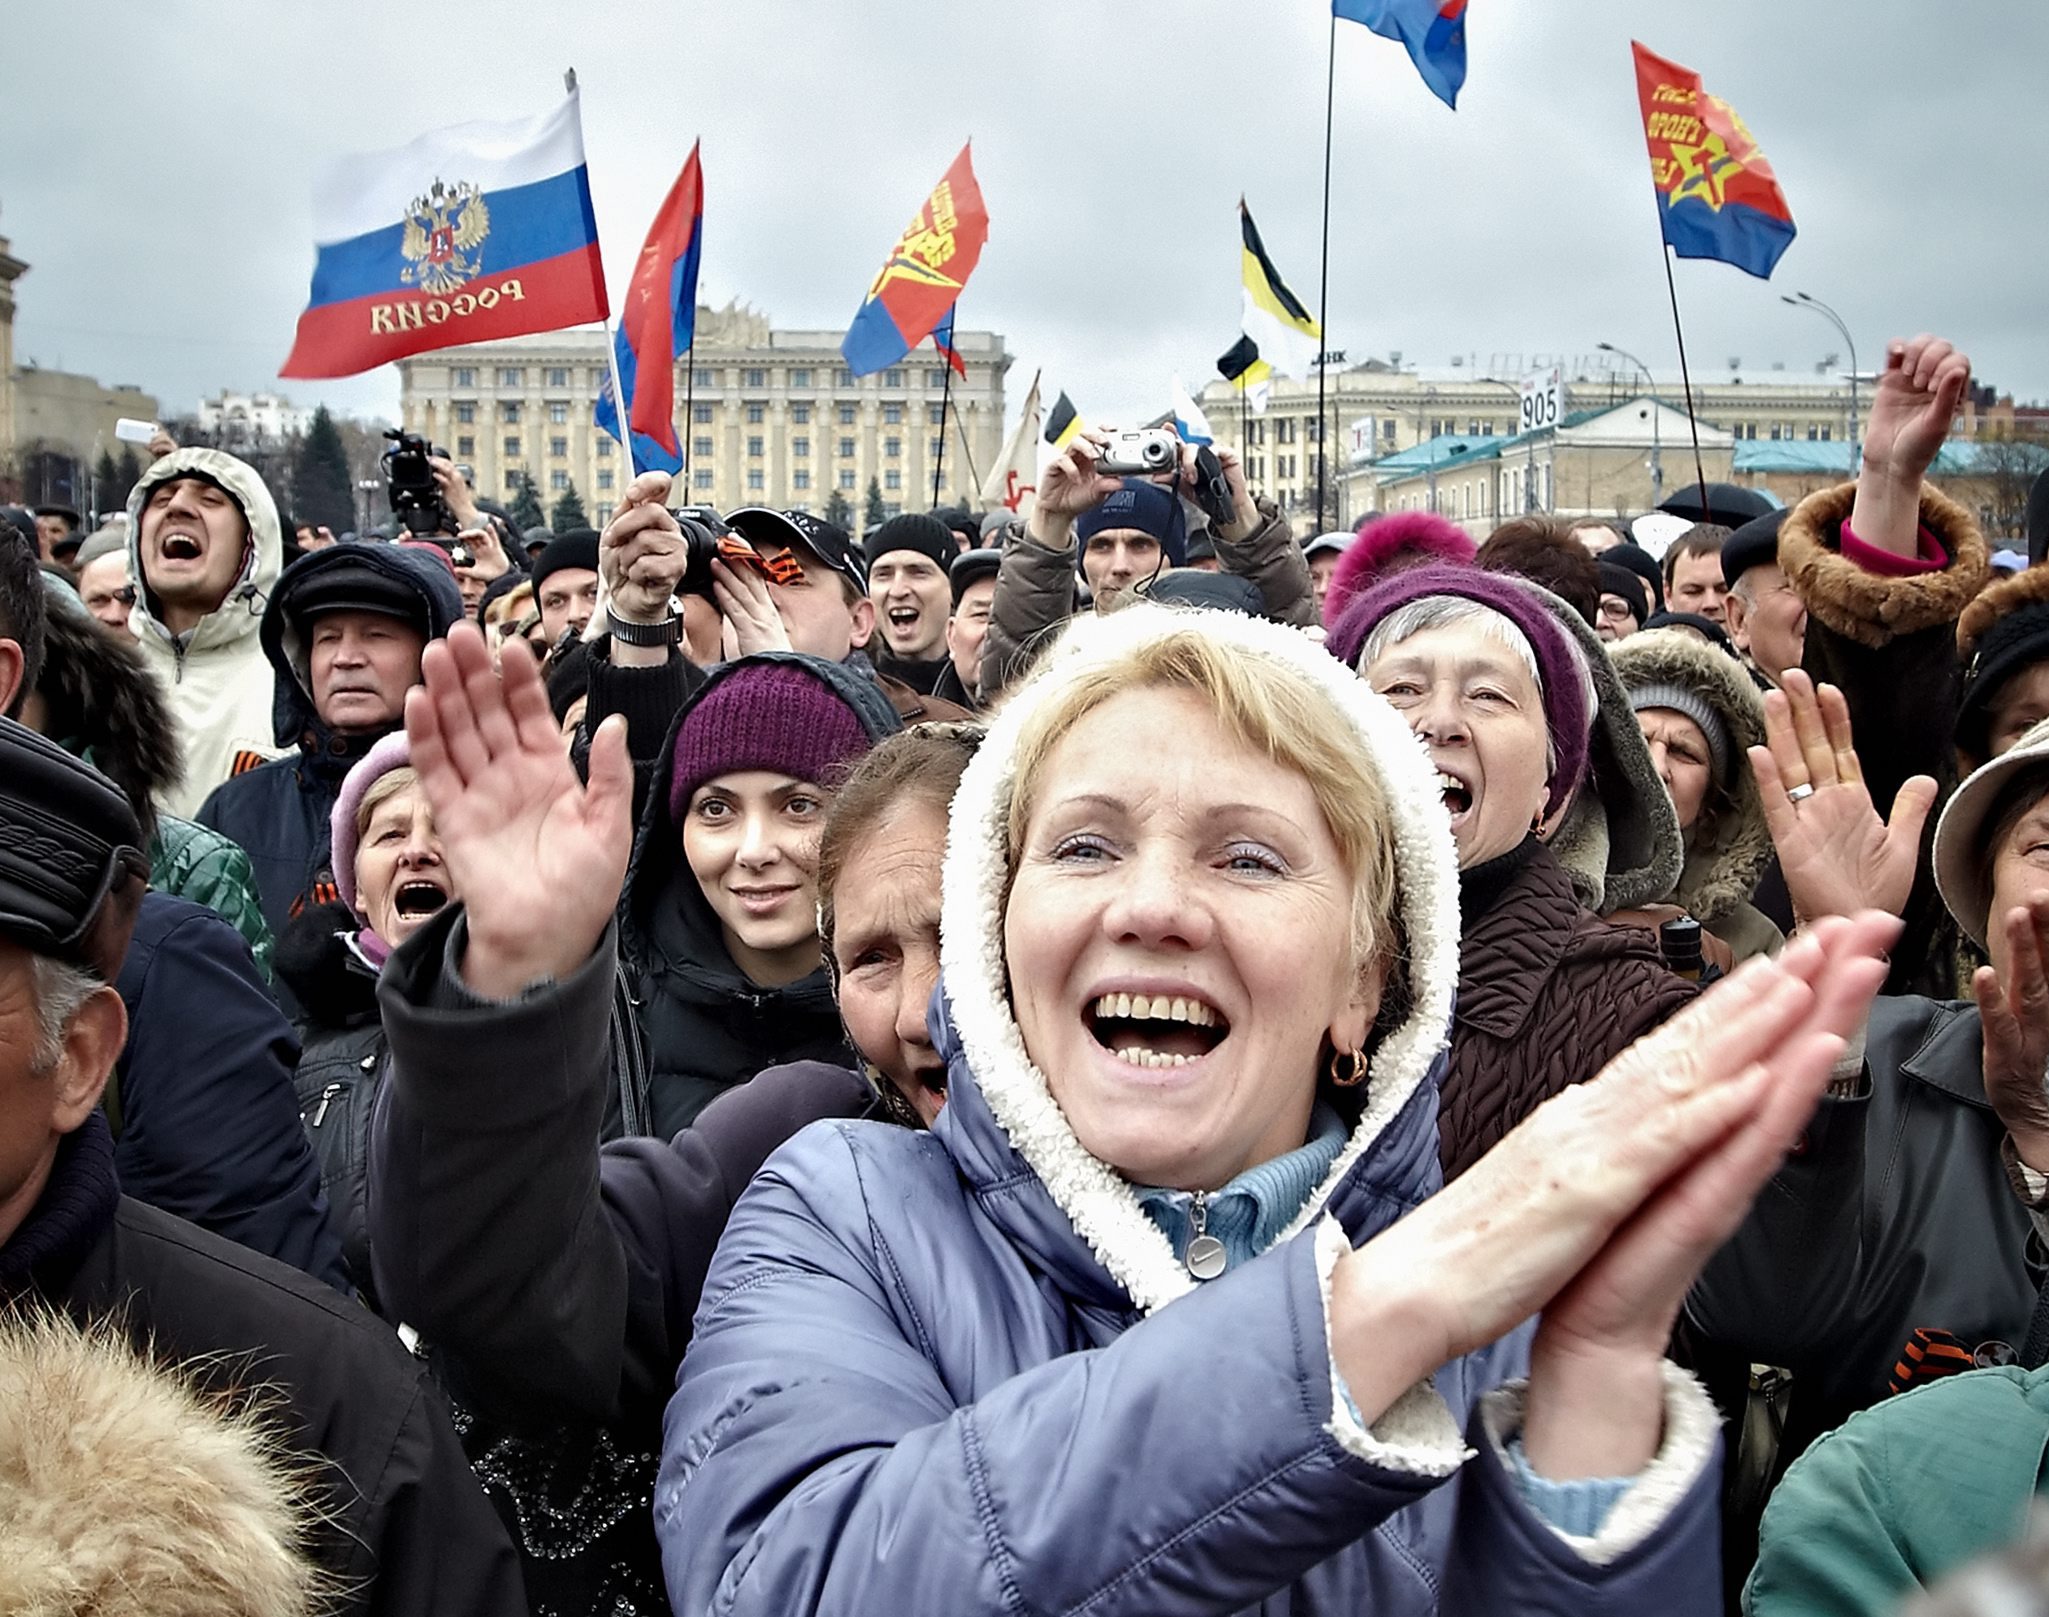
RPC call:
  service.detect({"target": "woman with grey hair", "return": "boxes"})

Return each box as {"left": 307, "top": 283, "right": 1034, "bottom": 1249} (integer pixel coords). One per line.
{"left": 1328, "top": 563, "right": 1698, "bottom": 1178}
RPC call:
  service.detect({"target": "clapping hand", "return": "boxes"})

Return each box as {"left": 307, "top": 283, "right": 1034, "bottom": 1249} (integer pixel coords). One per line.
{"left": 405, "top": 624, "right": 633, "bottom": 1000}
{"left": 1978, "top": 897, "right": 2049, "bottom": 1174}
{"left": 1851, "top": 334, "right": 1971, "bottom": 555}
{"left": 1750, "top": 669, "right": 1936, "bottom": 925}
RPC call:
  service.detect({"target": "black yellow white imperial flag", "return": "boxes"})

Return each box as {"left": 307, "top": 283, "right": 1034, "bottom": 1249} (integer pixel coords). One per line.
{"left": 1238, "top": 200, "right": 1321, "bottom": 383}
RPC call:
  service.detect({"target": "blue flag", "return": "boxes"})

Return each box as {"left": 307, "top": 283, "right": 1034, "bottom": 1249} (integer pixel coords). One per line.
{"left": 1334, "top": 0, "right": 1467, "bottom": 110}
{"left": 594, "top": 144, "right": 703, "bottom": 476}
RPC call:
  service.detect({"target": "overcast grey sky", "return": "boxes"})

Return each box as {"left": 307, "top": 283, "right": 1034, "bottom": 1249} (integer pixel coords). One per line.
{"left": 5, "top": 0, "right": 2042, "bottom": 432}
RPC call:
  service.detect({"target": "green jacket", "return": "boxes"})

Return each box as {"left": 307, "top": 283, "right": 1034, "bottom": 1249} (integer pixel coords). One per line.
{"left": 149, "top": 815, "right": 275, "bottom": 982}
{"left": 1746, "top": 1363, "right": 2049, "bottom": 1615}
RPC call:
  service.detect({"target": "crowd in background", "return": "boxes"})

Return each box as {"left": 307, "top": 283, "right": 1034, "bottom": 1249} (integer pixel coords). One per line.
{"left": 8, "top": 331, "right": 2049, "bottom": 1617}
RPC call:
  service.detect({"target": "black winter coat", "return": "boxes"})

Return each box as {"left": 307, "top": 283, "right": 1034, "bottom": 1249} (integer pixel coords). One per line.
{"left": 4, "top": 1117, "right": 524, "bottom": 1616}
{"left": 196, "top": 544, "right": 465, "bottom": 956}
{"left": 1441, "top": 838, "right": 1697, "bottom": 1179}
{"left": 1687, "top": 995, "right": 2038, "bottom": 1465}
{"left": 618, "top": 653, "right": 901, "bottom": 1136}
{"left": 111, "top": 892, "right": 350, "bottom": 1292}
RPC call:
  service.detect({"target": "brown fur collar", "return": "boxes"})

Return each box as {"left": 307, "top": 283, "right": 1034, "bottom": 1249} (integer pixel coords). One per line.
{"left": 1779, "top": 480, "right": 1991, "bottom": 648}
{"left": 1959, "top": 562, "right": 2049, "bottom": 656}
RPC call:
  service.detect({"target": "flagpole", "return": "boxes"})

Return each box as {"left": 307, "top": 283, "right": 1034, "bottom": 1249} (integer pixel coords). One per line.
{"left": 932, "top": 305, "right": 956, "bottom": 509}
{"left": 565, "top": 66, "right": 638, "bottom": 495}
{"left": 1659, "top": 246, "right": 1709, "bottom": 517}
{"left": 951, "top": 396, "right": 981, "bottom": 496}
{"left": 1315, "top": 6, "right": 1338, "bottom": 530}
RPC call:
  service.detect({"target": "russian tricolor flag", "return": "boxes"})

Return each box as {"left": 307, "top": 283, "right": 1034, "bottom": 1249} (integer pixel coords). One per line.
{"left": 595, "top": 143, "right": 703, "bottom": 475}
{"left": 281, "top": 92, "right": 608, "bottom": 379}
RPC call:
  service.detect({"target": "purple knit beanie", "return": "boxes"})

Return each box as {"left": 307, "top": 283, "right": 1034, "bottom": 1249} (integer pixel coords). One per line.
{"left": 667, "top": 660, "right": 873, "bottom": 825}
{"left": 1328, "top": 563, "right": 1591, "bottom": 818}
{"left": 330, "top": 730, "right": 414, "bottom": 921}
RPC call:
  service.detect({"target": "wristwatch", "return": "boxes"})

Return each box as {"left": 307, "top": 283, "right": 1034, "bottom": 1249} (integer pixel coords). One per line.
{"left": 606, "top": 609, "right": 682, "bottom": 647}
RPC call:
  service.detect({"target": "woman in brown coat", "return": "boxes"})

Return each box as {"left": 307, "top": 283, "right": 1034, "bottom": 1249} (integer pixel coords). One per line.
{"left": 1330, "top": 564, "right": 1696, "bottom": 1178}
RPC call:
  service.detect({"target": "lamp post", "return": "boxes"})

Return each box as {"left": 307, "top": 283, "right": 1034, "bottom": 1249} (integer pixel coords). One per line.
{"left": 1412, "top": 384, "right": 1441, "bottom": 514}
{"left": 1783, "top": 291, "right": 1860, "bottom": 468}
{"left": 1479, "top": 379, "right": 1537, "bottom": 514}
{"left": 1598, "top": 341, "right": 1662, "bottom": 506}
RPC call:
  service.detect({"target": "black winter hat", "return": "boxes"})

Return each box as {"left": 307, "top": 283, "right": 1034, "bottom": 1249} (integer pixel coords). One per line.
{"left": 532, "top": 529, "right": 601, "bottom": 599}
{"left": 1604, "top": 541, "right": 1666, "bottom": 616}
{"left": 279, "top": 554, "right": 435, "bottom": 638}
{"left": 1957, "top": 581, "right": 2049, "bottom": 764}
{"left": 1721, "top": 509, "right": 1790, "bottom": 589}
{"left": 1142, "top": 570, "right": 1264, "bottom": 617}
{"left": 1596, "top": 561, "right": 1652, "bottom": 626}
{"left": 863, "top": 513, "right": 956, "bottom": 575}
{"left": 949, "top": 547, "right": 1001, "bottom": 607}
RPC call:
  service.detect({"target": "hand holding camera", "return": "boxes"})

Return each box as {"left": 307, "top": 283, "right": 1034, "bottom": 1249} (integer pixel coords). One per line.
{"left": 430, "top": 454, "right": 483, "bottom": 533}
{"left": 1031, "top": 428, "right": 1123, "bottom": 539}
{"left": 600, "top": 471, "right": 688, "bottom": 626}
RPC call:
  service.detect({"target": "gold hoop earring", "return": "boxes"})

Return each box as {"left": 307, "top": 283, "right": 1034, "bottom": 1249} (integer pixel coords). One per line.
{"left": 1330, "top": 1048, "right": 1369, "bottom": 1088}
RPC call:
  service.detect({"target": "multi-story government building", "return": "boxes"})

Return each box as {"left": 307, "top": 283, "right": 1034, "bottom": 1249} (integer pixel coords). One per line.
{"left": 398, "top": 302, "right": 1008, "bottom": 527}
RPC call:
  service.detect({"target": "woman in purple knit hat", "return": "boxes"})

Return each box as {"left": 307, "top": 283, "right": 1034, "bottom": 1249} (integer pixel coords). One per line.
{"left": 1328, "top": 565, "right": 1697, "bottom": 1179}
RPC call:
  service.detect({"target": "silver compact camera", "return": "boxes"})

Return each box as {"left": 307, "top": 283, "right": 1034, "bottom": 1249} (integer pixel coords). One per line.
{"left": 1094, "top": 428, "right": 1181, "bottom": 477}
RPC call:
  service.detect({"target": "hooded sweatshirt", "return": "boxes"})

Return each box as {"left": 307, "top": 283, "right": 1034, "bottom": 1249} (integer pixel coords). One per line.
{"left": 195, "top": 543, "right": 463, "bottom": 948}
{"left": 621, "top": 652, "right": 903, "bottom": 1135}
{"left": 127, "top": 449, "right": 287, "bottom": 819}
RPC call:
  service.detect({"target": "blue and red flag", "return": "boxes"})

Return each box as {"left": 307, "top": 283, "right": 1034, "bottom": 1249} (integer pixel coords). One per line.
{"left": 282, "top": 92, "right": 607, "bottom": 378}
{"left": 596, "top": 143, "right": 704, "bottom": 474}
{"left": 842, "top": 144, "right": 988, "bottom": 377}
{"left": 1333, "top": 0, "right": 1467, "bottom": 110}
{"left": 1632, "top": 42, "right": 1797, "bottom": 280}
{"left": 932, "top": 305, "right": 967, "bottom": 379}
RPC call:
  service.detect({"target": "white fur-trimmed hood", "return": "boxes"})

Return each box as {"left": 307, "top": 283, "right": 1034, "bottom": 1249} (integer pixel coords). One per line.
{"left": 938, "top": 605, "right": 1462, "bottom": 1317}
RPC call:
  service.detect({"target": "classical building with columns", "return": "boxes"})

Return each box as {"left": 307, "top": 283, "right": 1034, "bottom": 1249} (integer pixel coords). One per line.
{"left": 397, "top": 302, "right": 1008, "bottom": 526}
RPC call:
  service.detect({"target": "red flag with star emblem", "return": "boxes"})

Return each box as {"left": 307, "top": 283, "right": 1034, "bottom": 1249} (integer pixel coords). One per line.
{"left": 1632, "top": 41, "right": 1796, "bottom": 279}
{"left": 841, "top": 144, "right": 988, "bottom": 376}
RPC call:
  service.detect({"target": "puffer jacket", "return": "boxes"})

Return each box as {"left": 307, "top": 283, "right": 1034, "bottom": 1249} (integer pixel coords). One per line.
{"left": 126, "top": 448, "right": 287, "bottom": 818}
{"left": 1611, "top": 627, "right": 1783, "bottom": 963}
{"left": 1440, "top": 837, "right": 1698, "bottom": 1180}
{"left": 980, "top": 493, "right": 1314, "bottom": 700}
{"left": 1687, "top": 995, "right": 2038, "bottom": 1475}
{"left": 1780, "top": 481, "right": 1990, "bottom": 999}
{"left": 150, "top": 813, "right": 275, "bottom": 979}
{"left": 656, "top": 606, "right": 1725, "bottom": 1617}
{"left": 1744, "top": 1362, "right": 2049, "bottom": 1616}
{"left": 618, "top": 652, "right": 901, "bottom": 1136}
{"left": 196, "top": 543, "right": 464, "bottom": 948}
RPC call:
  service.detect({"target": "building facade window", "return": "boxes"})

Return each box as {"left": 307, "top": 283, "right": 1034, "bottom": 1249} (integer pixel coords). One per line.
{"left": 597, "top": 469, "right": 614, "bottom": 490}
{"left": 928, "top": 368, "right": 949, "bottom": 389}
{"left": 503, "top": 470, "right": 521, "bottom": 492}
{"left": 548, "top": 402, "right": 569, "bottom": 425}
{"left": 883, "top": 403, "right": 903, "bottom": 425}
{"left": 793, "top": 469, "right": 811, "bottom": 491}
{"left": 545, "top": 368, "right": 569, "bottom": 388}
{"left": 456, "top": 436, "right": 475, "bottom": 457}
{"left": 550, "top": 470, "right": 569, "bottom": 491}
{"left": 692, "top": 403, "right": 712, "bottom": 423}
{"left": 838, "top": 437, "right": 856, "bottom": 457}
{"left": 744, "top": 368, "right": 766, "bottom": 388}
{"left": 454, "top": 367, "right": 476, "bottom": 388}
{"left": 747, "top": 469, "right": 765, "bottom": 490}
{"left": 791, "top": 403, "right": 810, "bottom": 425}
{"left": 884, "top": 469, "right": 902, "bottom": 490}
{"left": 930, "top": 437, "right": 945, "bottom": 459}
{"left": 928, "top": 403, "right": 945, "bottom": 425}
{"left": 838, "top": 403, "right": 856, "bottom": 425}
{"left": 835, "top": 367, "right": 856, "bottom": 388}
{"left": 455, "top": 401, "right": 477, "bottom": 424}
{"left": 693, "top": 367, "right": 716, "bottom": 387}
{"left": 884, "top": 437, "right": 901, "bottom": 458}
{"left": 500, "top": 402, "right": 521, "bottom": 424}
{"left": 550, "top": 437, "right": 568, "bottom": 457}
{"left": 596, "top": 438, "right": 612, "bottom": 457}
{"left": 694, "top": 436, "right": 713, "bottom": 459}
{"left": 789, "top": 368, "right": 812, "bottom": 389}
{"left": 498, "top": 368, "right": 523, "bottom": 388}
{"left": 884, "top": 368, "right": 904, "bottom": 389}
{"left": 793, "top": 437, "right": 810, "bottom": 457}
{"left": 746, "top": 403, "right": 765, "bottom": 424}
{"left": 503, "top": 436, "right": 521, "bottom": 456}
{"left": 838, "top": 469, "right": 856, "bottom": 490}
{"left": 747, "top": 436, "right": 764, "bottom": 457}
{"left": 694, "top": 468, "right": 714, "bottom": 490}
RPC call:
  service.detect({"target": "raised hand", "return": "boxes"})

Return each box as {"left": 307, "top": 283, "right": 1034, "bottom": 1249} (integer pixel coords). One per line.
{"left": 1850, "top": 334, "right": 1971, "bottom": 556}
{"left": 1029, "top": 430, "right": 1122, "bottom": 533}
{"left": 1331, "top": 912, "right": 1896, "bottom": 1441}
{"left": 1977, "top": 896, "right": 2049, "bottom": 1174}
{"left": 710, "top": 551, "right": 790, "bottom": 656}
{"left": 405, "top": 623, "right": 633, "bottom": 1000}
{"left": 601, "top": 469, "right": 687, "bottom": 627}
{"left": 1749, "top": 668, "right": 1936, "bottom": 924}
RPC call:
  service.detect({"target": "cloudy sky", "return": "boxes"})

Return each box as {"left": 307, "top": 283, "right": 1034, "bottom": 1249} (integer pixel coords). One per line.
{"left": 5, "top": 0, "right": 2041, "bottom": 433}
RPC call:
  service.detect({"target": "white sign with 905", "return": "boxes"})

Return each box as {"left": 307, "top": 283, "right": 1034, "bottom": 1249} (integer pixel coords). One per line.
{"left": 1518, "top": 370, "right": 1562, "bottom": 434}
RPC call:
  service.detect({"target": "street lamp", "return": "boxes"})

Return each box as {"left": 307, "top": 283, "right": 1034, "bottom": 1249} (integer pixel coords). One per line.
{"left": 1598, "top": 341, "right": 1662, "bottom": 505}
{"left": 1479, "top": 378, "right": 1538, "bottom": 513}
{"left": 1782, "top": 291, "right": 1860, "bottom": 467}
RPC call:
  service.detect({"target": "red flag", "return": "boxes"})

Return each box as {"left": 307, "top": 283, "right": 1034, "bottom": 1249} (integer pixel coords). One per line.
{"left": 841, "top": 144, "right": 989, "bottom": 376}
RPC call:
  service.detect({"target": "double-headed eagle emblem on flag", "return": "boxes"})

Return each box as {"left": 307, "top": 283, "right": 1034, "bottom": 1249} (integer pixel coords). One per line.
{"left": 400, "top": 179, "right": 491, "bottom": 297}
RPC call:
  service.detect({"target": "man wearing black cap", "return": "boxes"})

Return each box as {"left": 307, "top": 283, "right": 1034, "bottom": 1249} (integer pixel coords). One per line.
{"left": 532, "top": 527, "right": 602, "bottom": 647}
{"left": 1720, "top": 509, "right": 1806, "bottom": 689}
{"left": 33, "top": 504, "right": 81, "bottom": 566}
{"left": 196, "top": 544, "right": 463, "bottom": 946}
{"left": 864, "top": 512, "right": 957, "bottom": 695}
{"left": 0, "top": 719, "right": 522, "bottom": 1612}
{"left": 980, "top": 427, "right": 1312, "bottom": 701}
{"left": 936, "top": 546, "right": 1000, "bottom": 710}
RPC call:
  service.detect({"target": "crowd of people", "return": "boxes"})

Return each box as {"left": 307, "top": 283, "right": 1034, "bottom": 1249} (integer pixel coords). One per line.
{"left": 6, "top": 330, "right": 2049, "bottom": 1617}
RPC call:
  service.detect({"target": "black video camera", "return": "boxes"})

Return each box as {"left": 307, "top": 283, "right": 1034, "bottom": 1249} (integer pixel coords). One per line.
{"left": 382, "top": 428, "right": 455, "bottom": 537}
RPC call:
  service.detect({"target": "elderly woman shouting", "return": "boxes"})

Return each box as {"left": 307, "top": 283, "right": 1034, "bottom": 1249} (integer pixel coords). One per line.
{"left": 391, "top": 608, "right": 1888, "bottom": 1614}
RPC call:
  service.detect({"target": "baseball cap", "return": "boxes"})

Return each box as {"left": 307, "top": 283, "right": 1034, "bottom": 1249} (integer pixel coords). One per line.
{"left": 949, "top": 546, "right": 1001, "bottom": 607}
{"left": 728, "top": 508, "right": 867, "bottom": 593}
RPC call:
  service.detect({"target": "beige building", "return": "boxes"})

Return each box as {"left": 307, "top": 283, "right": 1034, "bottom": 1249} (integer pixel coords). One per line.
{"left": 397, "top": 302, "right": 1009, "bottom": 528}
{"left": 1200, "top": 357, "right": 1869, "bottom": 532}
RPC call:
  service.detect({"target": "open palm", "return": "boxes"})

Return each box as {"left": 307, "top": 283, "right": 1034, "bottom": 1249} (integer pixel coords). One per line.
{"left": 405, "top": 623, "right": 633, "bottom": 998}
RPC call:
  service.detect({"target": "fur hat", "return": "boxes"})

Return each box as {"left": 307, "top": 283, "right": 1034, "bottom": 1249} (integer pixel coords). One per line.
{"left": 1323, "top": 511, "right": 1476, "bottom": 628}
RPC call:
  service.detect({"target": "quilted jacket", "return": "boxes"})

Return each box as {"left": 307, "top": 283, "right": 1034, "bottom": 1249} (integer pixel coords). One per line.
{"left": 149, "top": 812, "right": 275, "bottom": 980}
{"left": 1440, "top": 837, "right": 1697, "bottom": 1180}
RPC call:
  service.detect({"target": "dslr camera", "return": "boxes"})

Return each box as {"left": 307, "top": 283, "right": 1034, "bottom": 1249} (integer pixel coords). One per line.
{"left": 1094, "top": 428, "right": 1181, "bottom": 477}
{"left": 381, "top": 428, "right": 455, "bottom": 538}
{"left": 665, "top": 505, "right": 802, "bottom": 599}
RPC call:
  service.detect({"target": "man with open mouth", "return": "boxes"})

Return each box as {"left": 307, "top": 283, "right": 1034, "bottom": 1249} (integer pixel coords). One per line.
{"left": 123, "top": 447, "right": 290, "bottom": 819}
{"left": 862, "top": 511, "right": 957, "bottom": 697}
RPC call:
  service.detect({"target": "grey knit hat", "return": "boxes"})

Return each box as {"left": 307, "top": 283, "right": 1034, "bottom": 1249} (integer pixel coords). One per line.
{"left": 1626, "top": 680, "right": 1732, "bottom": 782}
